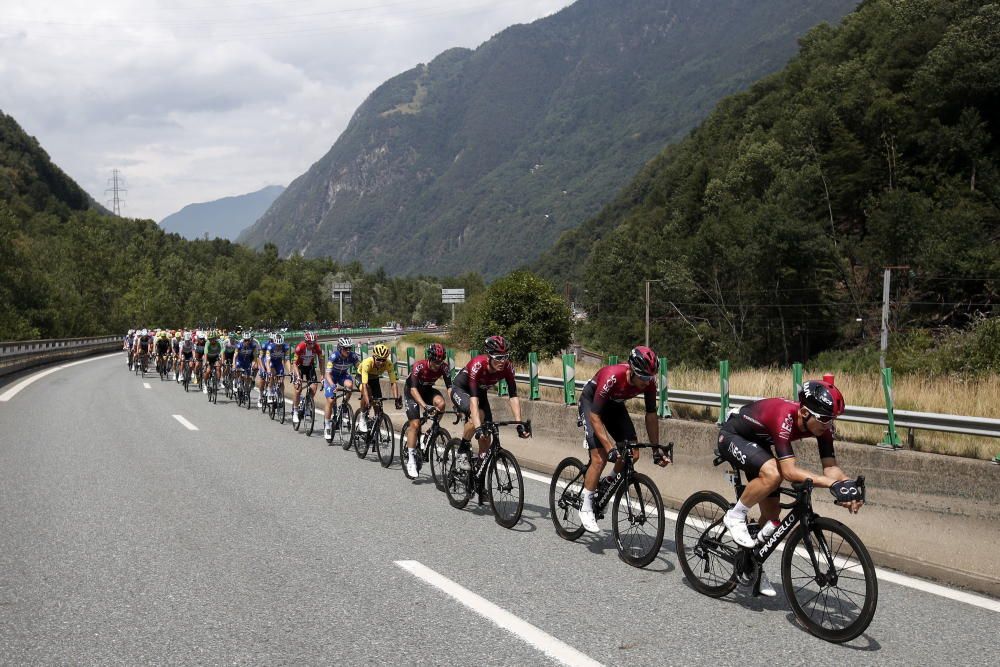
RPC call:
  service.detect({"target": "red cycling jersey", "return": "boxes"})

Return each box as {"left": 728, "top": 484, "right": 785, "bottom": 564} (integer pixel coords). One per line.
{"left": 724, "top": 397, "right": 835, "bottom": 460}
{"left": 294, "top": 341, "right": 324, "bottom": 367}
{"left": 586, "top": 363, "right": 657, "bottom": 414}
{"left": 457, "top": 354, "right": 517, "bottom": 397}
{"left": 407, "top": 359, "right": 452, "bottom": 389}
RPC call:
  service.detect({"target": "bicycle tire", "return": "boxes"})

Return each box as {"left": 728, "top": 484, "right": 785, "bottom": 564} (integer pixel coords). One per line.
{"left": 549, "top": 457, "right": 587, "bottom": 541}
{"left": 354, "top": 412, "right": 371, "bottom": 459}
{"left": 442, "top": 439, "right": 472, "bottom": 509}
{"left": 400, "top": 426, "right": 419, "bottom": 479}
{"left": 781, "top": 516, "right": 878, "bottom": 643}
{"left": 292, "top": 397, "right": 303, "bottom": 431}
{"left": 277, "top": 390, "right": 286, "bottom": 424}
{"left": 304, "top": 394, "right": 315, "bottom": 436}
{"left": 428, "top": 428, "right": 450, "bottom": 491}
{"left": 674, "top": 490, "right": 739, "bottom": 597}
{"left": 339, "top": 404, "right": 356, "bottom": 450}
{"left": 611, "top": 472, "right": 665, "bottom": 568}
{"left": 376, "top": 414, "right": 395, "bottom": 467}
{"left": 183, "top": 367, "right": 190, "bottom": 392}
{"left": 488, "top": 449, "right": 523, "bottom": 529}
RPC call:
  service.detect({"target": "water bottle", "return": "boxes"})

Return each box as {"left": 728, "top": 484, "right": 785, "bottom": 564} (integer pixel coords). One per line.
{"left": 755, "top": 520, "right": 780, "bottom": 545}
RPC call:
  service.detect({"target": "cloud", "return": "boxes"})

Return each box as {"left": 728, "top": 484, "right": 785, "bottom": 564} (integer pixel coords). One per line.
{"left": 0, "top": 0, "right": 572, "bottom": 220}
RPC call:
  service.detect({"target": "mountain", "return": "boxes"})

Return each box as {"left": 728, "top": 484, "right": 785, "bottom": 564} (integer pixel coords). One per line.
{"left": 239, "top": 0, "right": 858, "bottom": 276}
{"left": 552, "top": 0, "right": 1000, "bottom": 366}
{"left": 160, "top": 185, "right": 285, "bottom": 240}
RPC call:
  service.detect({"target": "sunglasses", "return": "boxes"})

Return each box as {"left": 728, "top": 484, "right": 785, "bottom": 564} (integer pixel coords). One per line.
{"left": 807, "top": 409, "right": 836, "bottom": 425}
{"left": 488, "top": 354, "right": 509, "bottom": 362}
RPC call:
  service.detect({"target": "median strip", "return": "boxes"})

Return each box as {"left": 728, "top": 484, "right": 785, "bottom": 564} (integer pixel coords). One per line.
{"left": 395, "top": 560, "right": 602, "bottom": 667}
{"left": 172, "top": 415, "right": 198, "bottom": 431}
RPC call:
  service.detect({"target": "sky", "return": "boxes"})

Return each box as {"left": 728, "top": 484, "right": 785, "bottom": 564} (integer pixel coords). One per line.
{"left": 0, "top": 0, "right": 573, "bottom": 220}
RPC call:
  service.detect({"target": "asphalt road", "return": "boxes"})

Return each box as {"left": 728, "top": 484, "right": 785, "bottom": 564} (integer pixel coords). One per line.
{"left": 0, "top": 354, "right": 996, "bottom": 665}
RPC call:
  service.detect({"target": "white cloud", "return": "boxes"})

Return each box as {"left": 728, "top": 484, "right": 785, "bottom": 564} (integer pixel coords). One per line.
{"left": 0, "top": 0, "right": 572, "bottom": 220}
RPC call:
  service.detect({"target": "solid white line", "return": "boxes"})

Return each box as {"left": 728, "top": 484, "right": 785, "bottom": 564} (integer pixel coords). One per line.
{"left": 143, "top": 382, "right": 151, "bottom": 389}
{"left": 0, "top": 352, "right": 118, "bottom": 402}
{"left": 395, "top": 560, "right": 603, "bottom": 667}
{"left": 172, "top": 415, "right": 199, "bottom": 431}
{"left": 521, "top": 469, "right": 1000, "bottom": 612}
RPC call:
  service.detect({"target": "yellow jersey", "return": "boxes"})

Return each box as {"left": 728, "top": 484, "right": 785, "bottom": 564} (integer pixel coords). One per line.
{"left": 358, "top": 356, "right": 398, "bottom": 384}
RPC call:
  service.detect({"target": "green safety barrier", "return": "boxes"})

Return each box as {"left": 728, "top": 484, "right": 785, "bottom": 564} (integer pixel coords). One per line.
{"left": 608, "top": 354, "right": 618, "bottom": 366}
{"left": 498, "top": 379, "right": 509, "bottom": 396}
{"left": 360, "top": 343, "right": 369, "bottom": 358}
{"left": 469, "top": 349, "right": 479, "bottom": 360}
{"left": 792, "top": 362, "right": 803, "bottom": 399}
{"left": 562, "top": 353, "right": 577, "bottom": 405}
{"left": 657, "top": 356, "right": 671, "bottom": 418}
{"left": 717, "top": 359, "right": 730, "bottom": 424}
{"left": 406, "top": 347, "right": 416, "bottom": 374}
{"left": 880, "top": 367, "right": 902, "bottom": 449}
{"left": 529, "top": 352, "right": 540, "bottom": 400}
{"left": 447, "top": 348, "right": 458, "bottom": 382}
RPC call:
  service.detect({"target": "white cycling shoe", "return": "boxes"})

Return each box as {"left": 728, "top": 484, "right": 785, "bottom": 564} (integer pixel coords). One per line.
{"left": 324, "top": 426, "right": 332, "bottom": 439}
{"left": 578, "top": 508, "right": 601, "bottom": 534}
{"left": 357, "top": 416, "right": 369, "bottom": 433}
{"left": 723, "top": 512, "right": 756, "bottom": 547}
{"left": 406, "top": 457, "right": 419, "bottom": 478}
{"left": 759, "top": 570, "right": 777, "bottom": 597}
{"left": 292, "top": 411, "right": 300, "bottom": 425}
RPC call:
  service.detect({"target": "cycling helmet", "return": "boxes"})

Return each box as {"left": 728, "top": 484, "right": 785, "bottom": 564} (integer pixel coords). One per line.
{"left": 267, "top": 331, "right": 276, "bottom": 341}
{"left": 303, "top": 331, "right": 317, "bottom": 343}
{"left": 128, "top": 329, "right": 135, "bottom": 335}
{"left": 197, "top": 331, "right": 206, "bottom": 341}
{"left": 183, "top": 332, "right": 192, "bottom": 341}
{"left": 273, "top": 334, "right": 284, "bottom": 345}
{"left": 798, "top": 380, "right": 845, "bottom": 419}
{"left": 627, "top": 345, "right": 659, "bottom": 379}
{"left": 228, "top": 332, "right": 238, "bottom": 342}
{"left": 484, "top": 335, "right": 509, "bottom": 359}
{"left": 372, "top": 343, "right": 390, "bottom": 360}
{"left": 242, "top": 331, "right": 253, "bottom": 341}
{"left": 426, "top": 342, "right": 446, "bottom": 362}
{"left": 175, "top": 331, "right": 182, "bottom": 339}
{"left": 337, "top": 337, "right": 354, "bottom": 349}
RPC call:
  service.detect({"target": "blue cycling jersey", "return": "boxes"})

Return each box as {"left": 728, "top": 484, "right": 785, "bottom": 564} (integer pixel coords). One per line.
{"left": 236, "top": 340, "right": 258, "bottom": 364}
{"left": 328, "top": 350, "right": 360, "bottom": 376}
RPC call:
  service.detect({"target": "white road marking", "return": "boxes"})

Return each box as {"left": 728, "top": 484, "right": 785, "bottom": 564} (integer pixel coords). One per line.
{"left": 172, "top": 415, "right": 199, "bottom": 431}
{"left": 143, "top": 382, "right": 151, "bottom": 389}
{"left": 0, "top": 352, "right": 119, "bottom": 402}
{"left": 522, "top": 470, "right": 1000, "bottom": 613}
{"left": 395, "top": 560, "right": 603, "bottom": 667}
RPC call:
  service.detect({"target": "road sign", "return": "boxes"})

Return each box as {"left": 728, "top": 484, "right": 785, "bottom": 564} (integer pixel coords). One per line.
{"left": 442, "top": 289, "right": 465, "bottom": 304}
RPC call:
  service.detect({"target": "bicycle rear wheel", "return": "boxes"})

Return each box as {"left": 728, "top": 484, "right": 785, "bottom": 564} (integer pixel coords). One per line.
{"left": 292, "top": 397, "right": 303, "bottom": 431}
{"left": 611, "top": 472, "right": 664, "bottom": 568}
{"left": 304, "top": 394, "right": 315, "bottom": 435}
{"left": 674, "top": 490, "right": 739, "bottom": 597}
{"left": 333, "top": 403, "right": 354, "bottom": 447}
{"left": 442, "top": 439, "right": 472, "bottom": 509}
{"left": 376, "top": 414, "right": 395, "bottom": 467}
{"left": 488, "top": 449, "right": 523, "bottom": 529}
{"left": 549, "top": 457, "right": 587, "bottom": 541}
{"left": 276, "top": 388, "right": 286, "bottom": 424}
{"left": 428, "top": 428, "right": 450, "bottom": 491}
{"left": 782, "top": 517, "right": 878, "bottom": 643}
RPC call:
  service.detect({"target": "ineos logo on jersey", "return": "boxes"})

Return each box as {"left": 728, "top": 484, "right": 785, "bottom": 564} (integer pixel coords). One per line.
{"left": 729, "top": 442, "right": 746, "bottom": 465}
{"left": 471, "top": 361, "right": 483, "bottom": 376}
{"left": 599, "top": 374, "right": 617, "bottom": 399}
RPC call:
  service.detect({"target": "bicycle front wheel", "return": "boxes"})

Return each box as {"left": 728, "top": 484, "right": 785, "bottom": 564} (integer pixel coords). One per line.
{"left": 549, "top": 457, "right": 587, "bottom": 541}
{"left": 442, "top": 439, "right": 472, "bottom": 509}
{"left": 781, "top": 516, "right": 878, "bottom": 643}
{"left": 428, "top": 428, "right": 450, "bottom": 491}
{"left": 304, "top": 394, "right": 315, "bottom": 435}
{"left": 334, "top": 403, "right": 354, "bottom": 448}
{"left": 276, "top": 388, "right": 286, "bottom": 424}
{"left": 354, "top": 413, "right": 371, "bottom": 459}
{"left": 375, "top": 414, "right": 395, "bottom": 467}
{"left": 611, "top": 472, "right": 664, "bottom": 568}
{"left": 488, "top": 450, "right": 523, "bottom": 529}
{"left": 674, "top": 491, "right": 739, "bottom": 597}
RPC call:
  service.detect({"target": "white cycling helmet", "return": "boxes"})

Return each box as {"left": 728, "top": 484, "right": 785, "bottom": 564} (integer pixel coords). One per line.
{"left": 337, "top": 337, "right": 354, "bottom": 349}
{"left": 274, "top": 334, "right": 284, "bottom": 345}
{"left": 242, "top": 331, "right": 253, "bottom": 341}
{"left": 267, "top": 331, "right": 276, "bottom": 341}
{"left": 183, "top": 332, "right": 192, "bottom": 341}
{"left": 140, "top": 328, "right": 148, "bottom": 336}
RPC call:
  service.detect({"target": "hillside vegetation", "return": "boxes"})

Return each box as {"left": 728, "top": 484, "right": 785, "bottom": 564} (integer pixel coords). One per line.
{"left": 541, "top": 0, "right": 998, "bottom": 368}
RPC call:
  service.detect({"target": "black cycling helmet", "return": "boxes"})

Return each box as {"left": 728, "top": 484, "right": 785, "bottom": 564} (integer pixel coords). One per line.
{"left": 627, "top": 345, "right": 659, "bottom": 379}
{"left": 798, "top": 380, "right": 846, "bottom": 418}
{"left": 484, "top": 335, "right": 509, "bottom": 359}
{"left": 426, "top": 342, "right": 446, "bottom": 362}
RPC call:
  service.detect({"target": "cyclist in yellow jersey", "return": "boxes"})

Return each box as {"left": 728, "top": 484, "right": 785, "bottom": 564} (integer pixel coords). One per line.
{"left": 356, "top": 344, "right": 402, "bottom": 432}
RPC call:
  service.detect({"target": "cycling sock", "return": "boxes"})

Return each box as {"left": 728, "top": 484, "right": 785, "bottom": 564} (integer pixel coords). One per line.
{"left": 581, "top": 489, "right": 594, "bottom": 512}
{"left": 730, "top": 500, "right": 750, "bottom": 519}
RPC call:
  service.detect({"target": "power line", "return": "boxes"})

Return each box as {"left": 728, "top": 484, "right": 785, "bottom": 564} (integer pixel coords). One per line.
{"left": 104, "top": 169, "right": 127, "bottom": 216}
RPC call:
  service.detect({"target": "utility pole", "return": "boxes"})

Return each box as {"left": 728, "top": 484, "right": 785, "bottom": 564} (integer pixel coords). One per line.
{"left": 104, "top": 169, "right": 127, "bottom": 216}
{"left": 880, "top": 266, "right": 909, "bottom": 369}
{"left": 644, "top": 279, "right": 665, "bottom": 348}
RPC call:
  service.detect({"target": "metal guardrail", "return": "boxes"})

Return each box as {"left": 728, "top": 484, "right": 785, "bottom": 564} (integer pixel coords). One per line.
{"left": 0, "top": 335, "right": 122, "bottom": 378}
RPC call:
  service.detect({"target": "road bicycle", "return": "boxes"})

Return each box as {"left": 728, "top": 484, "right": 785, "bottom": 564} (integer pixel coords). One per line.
{"left": 156, "top": 353, "right": 168, "bottom": 380}
{"left": 441, "top": 420, "right": 530, "bottom": 529}
{"left": 325, "top": 388, "right": 355, "bottom": 447}
{"left": 292, "top": 379, "right": 322, "bottom": 436}
{"left": 267, "top": 374, "right": 286, "bottom": 424}
{"left": 399, "top": 408, "right": 455, "bottom": 489}
{"left": 549, "top": 441, "right": 669, "bottom": 568}
{"left": 351, "top": 397, "right": 395, "bottom": 466}
{"left": 234, "top": 369, "right": 254, "bottom": 409}
{"left": 134, "top": 351, "right": 147, "bottom": 377}
{"left": 204, "top": 365, "right": 219, "bottom": 404}
{"left": 181, "top": 361, "right": 192, "bottom": 392}
{"left": 222, "top": 364, "right": 234, "bottom": 399}
{"left": 674, "top": 451, "right": 877, "bottom": 643}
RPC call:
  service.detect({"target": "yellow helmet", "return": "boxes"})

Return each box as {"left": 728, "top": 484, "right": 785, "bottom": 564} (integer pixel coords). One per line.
{"left": 372, "top": 344, "right": 390, "bottom": 360}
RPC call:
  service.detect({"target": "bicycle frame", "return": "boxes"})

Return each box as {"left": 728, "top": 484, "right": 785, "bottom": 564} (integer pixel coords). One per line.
{"left": 592, "top": 442, "right": 672, "bottom": 517}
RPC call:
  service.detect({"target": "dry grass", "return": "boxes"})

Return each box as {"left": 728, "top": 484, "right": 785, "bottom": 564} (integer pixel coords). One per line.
{"left": 530, "top": 357, "right": 1000, "bottom": 461}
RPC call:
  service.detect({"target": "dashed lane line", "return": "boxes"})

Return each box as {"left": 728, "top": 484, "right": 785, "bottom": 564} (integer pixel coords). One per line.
{"left": 172, "top": 415, "right": 199, "bottom": 431}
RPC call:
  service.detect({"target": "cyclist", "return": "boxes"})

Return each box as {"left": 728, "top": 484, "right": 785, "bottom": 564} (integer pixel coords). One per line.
{"left": 323, "top": 337, "right": 360, "bottom": 439}
{"left": 449, "top": 335, "right": 530, "bottom": 481}
{"left": 178, "top": 331, "right": 195, "bottom": 383}
{"left": 154, "top": 329, "right": 171, "bottom": 373}
{"left": 171, "top": 331, "right": 182, "bottom": 381}
{"left": 717, "top": 380, "right": 862, "bottom": 596}
{"left": 234, "top": 331, "right": 260, "bottom": 395}
{"left": 202, "top": 330, "right": 225, "bottom": 394}
{"left": 222, "top": 333, "right": 238, "bottom": 387}
{"left": 292, "top": 331, "right": 325, "bottom": 426}
{"left": 402, "top": 342, "right": 452, "bottom": 478}
{"left": 135, "top": 329, "right": 153, "bottom": 371}
{"left": 576, "top": 345, "right": 670, "bottom": 534}
{"left": 124, "top": 329, "right": 136, "bottom": 368}
{"left": 193, "top": 331, "right": 207, "bottom": 387}
{"left": 356, "top": 343, "right": 402, "bottom": 432}
{"left": 265, "top": 333, "right": 290, "bottom": 406}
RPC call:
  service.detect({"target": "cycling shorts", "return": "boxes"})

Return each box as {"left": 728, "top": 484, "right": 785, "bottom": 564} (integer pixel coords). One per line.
{"left": 578, "top": 390, "right": 636, "bottom": 450}
{"left": 450, "top": 384, "right": 491, "bottom": 423}
{"left": 235, "top": 356, "right": 255, "bottom": 371}
{"left": 298, "top": 365, "right": 317, "bottom": 383}
{"left": 206, "top": 355, "right": 220, "bottom": 366}
{"left": 224, "top": 350, "right": 236, "bottom": 362}
{"left": 181, "top": 351, "right": 193, "bottom": 361}
{"left": 405, "top": 386, "right": 442, "bottom": 421}
{"left": 363, "top": 376, "right": 384, "bottom": 400}
{"left": 324, "top": 373, "right": 354, "bottom": 398}
{"left": 717, "top": 425, "right": 780, "bottom": 498}
{"left": 156, "top": 341, "right": 170, "bottom": 355}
